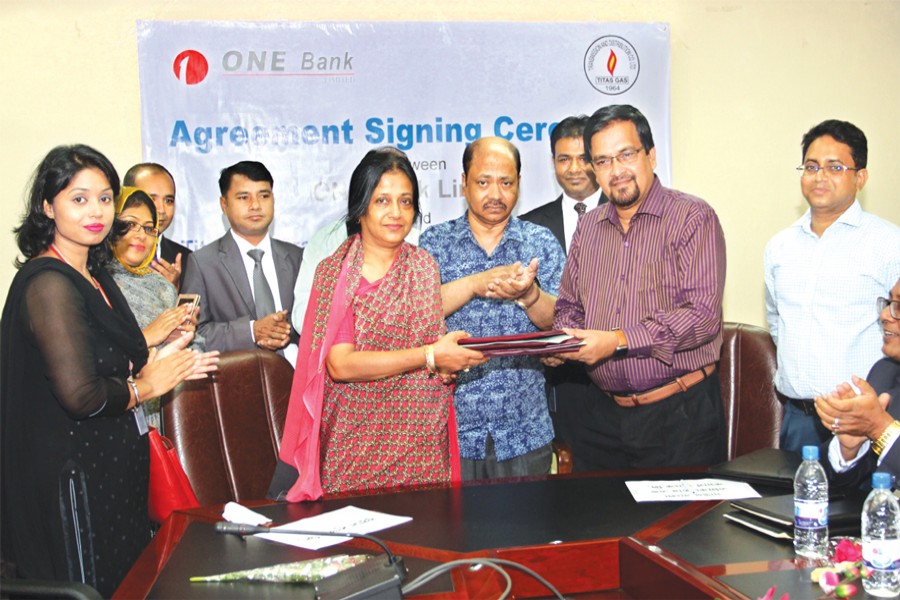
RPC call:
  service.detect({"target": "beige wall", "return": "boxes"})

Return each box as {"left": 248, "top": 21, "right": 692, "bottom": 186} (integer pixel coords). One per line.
{"left": 2, "top": 0, "right": 898, "bottom": 325}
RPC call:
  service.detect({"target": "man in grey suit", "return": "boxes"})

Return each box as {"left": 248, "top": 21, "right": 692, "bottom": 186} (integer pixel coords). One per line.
{"left": 519, "top": 115, "right": 606, "bottom": 469}
{"left": 182, "top": 161, "right": 302, "bottom": 364}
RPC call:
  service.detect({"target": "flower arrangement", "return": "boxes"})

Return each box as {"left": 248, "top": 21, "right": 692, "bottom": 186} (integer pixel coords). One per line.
{"left": 757, "top": 539, "right": 872, "bottom": 600}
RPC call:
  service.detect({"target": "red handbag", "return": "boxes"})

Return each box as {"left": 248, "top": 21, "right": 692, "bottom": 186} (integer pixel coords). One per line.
{"left": 148, "top": 426, "right": 199, "bottom": 523}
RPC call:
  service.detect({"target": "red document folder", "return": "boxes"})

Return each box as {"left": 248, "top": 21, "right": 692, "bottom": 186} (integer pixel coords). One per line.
{"left": 458, "top": 330, "right": 584, "bottom": 357}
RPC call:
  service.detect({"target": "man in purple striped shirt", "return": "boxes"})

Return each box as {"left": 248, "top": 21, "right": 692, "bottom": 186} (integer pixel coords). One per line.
{"left": 549, "top": 104, "right": 727, "bottom": 471}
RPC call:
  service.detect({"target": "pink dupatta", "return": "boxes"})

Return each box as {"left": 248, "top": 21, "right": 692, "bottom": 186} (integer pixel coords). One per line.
{"left": 278, "top": 236, "right": 460, "bottom": 501}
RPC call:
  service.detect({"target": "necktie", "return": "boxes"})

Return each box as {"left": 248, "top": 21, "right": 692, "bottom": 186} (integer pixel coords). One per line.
{"left": 574, "top": 202, "right": 587, "bottom": 218}
{"left": 247, "top": 248, "right": 276, "bottom": 319}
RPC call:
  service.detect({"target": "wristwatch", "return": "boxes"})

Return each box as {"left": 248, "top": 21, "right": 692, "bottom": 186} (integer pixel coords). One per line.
{"left": 612, "top": 328, "right": 628, "bottom": 358}
{"left": 514, "top": 282, "right": 541, "bottom": 311}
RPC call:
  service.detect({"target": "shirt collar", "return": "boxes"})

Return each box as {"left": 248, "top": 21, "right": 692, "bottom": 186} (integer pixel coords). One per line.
{"left": 795, "top": 198, "right": 863, "bottom": 234}
{"left": 450, "top": 211, "right": 524, "bottom": 243}
{"left": 562, "top": 187, "right": 604, "bottom": 208}
{"left": 229, "top": 229, "right": 273, "bottom": 256}
{"left": 596, "top": 175, "right": 664, "bottom": 226}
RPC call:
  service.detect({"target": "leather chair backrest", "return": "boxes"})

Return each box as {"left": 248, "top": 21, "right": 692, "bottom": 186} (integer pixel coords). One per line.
{"left": 161, "top": 350, "right": 293, "bottom": 505}
{"left": 718, "top": 322, "right": 783, "bottom": 459}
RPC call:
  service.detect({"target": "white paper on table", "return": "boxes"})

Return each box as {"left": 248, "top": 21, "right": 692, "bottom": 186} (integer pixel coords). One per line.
{"left": 255, "top": 506, "right": 412, "bottom": 550}
{"left": 222, "top": 502, "right": 272, "bottom": 526}
{"left": 626, "top": 478, "right": 761, "bottom": 502}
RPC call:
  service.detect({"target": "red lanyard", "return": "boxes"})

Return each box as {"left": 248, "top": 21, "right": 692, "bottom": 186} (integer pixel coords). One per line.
{"left": 49, "top": 244, "right": 113, "bottom": 309}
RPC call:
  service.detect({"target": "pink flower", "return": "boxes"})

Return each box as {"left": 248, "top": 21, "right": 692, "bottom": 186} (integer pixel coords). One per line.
{"left": 819, "top": 570, "right": 841, "bottom": 594}
{"left": 834, "top": 539, "right": 863, "bottom": 563}
{"left": 756, "top": 585, "right": 790, "bottom": 600}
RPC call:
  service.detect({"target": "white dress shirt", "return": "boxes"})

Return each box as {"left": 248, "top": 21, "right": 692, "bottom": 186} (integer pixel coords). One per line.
{"left": 764, "top": 200, "right": 900, "bottom": 399}
{"left": 230, "top": 230, "right": 298, "bottom": 366}
{"left": 562, "top": 188, "right": 604, "bottom": 253}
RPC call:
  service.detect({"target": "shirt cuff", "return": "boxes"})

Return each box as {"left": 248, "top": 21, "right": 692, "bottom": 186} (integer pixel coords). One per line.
{"left": 828, "top": 436, "right": 870, "bottom": 472}
{"left": 250, "top": 320, "right": 257, "bottom": 343}
{"left": 621, "top": 324, "right": 654, "bottom": 358}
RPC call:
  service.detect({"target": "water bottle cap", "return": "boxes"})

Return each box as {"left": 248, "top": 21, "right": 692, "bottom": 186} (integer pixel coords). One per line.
{"left": 802, "top": 445, "right": 819, "bottom": 461}
{"left": 873, "top": 472, "right": 892, "bottom": 489}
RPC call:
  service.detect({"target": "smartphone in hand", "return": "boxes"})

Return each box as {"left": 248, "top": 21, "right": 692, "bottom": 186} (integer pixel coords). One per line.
{"left": 176, "top": 293, "right": 200, "bottom": 315}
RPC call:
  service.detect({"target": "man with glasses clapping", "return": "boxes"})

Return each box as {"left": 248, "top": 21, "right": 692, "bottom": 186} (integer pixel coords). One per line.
{"left": 765, "top": 119, "right": 900, "bottom": 453}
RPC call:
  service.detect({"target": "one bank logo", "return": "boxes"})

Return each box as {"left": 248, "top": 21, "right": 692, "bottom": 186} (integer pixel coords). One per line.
{"left": 173, "top": 50, "right": 209, "bottom": 85}
{"left": 583, "top": 36, "right": 640, "bottom": 95}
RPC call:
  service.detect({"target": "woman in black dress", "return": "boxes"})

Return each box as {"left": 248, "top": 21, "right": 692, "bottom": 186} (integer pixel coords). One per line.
{"left": 0, "top": 145, "right": 217, "bottom": 596}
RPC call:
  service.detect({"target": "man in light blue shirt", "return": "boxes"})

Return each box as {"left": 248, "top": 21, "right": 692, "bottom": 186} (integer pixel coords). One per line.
{"left": 765, "top": 119, "right": 900, "bottom": 453}
{"left": 420, "top": 137, "right": 566, "bottom": 480}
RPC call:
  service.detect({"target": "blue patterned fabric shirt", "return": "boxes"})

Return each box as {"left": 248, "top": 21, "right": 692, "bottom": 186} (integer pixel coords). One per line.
{"left": 420, "top": 214, "right": 565, "bottom": 461}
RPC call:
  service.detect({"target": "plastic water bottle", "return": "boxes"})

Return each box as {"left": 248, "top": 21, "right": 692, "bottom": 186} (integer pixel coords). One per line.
{"left": 794, "top": 445, "right": 829, "bottom": 558}
{"left": 863, "top": 472, "right": 900, "bottom": 597}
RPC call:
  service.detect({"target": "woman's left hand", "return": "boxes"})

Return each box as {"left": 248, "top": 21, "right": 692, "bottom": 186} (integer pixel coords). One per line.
{"left": 151, "top": 335, "right": 219, "bottom": 381}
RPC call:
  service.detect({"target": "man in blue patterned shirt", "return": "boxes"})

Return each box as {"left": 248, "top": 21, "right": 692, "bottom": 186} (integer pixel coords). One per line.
{"left": 420, "top": 137, "right": 566, "bottom": 480}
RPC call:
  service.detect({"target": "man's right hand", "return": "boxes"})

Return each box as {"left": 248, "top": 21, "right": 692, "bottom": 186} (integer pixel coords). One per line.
{"left": 556, "top": 328, "right": 618, "bottom": 365}
{"left": 440, "top": 263, "right": 523, "bottom": 316}
{"left": 150, "top": 253, "right": 183, "bottom": 288}
{"left": 254, "top": 310, "right": 292, "bottom": 350}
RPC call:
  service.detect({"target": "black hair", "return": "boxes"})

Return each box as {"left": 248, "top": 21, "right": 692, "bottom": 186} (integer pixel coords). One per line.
{"left": 583, "top": 105, "right": 655, "bottom": 157}
{"left": 14, "top": 144, "right": 120, "bottom": 272}
{"left": 345, "top": 147, "right": 420, "bottom": 237}
{"left": 801, "top": 120, "right": 868, "bottom": 168}
{"left": 462, "top": 138, "right": 522, "bottom": 177}
{"left": 218, "top": 161, "right": 274, "bottom": 196}
{"left": 550, "top": 115, "right": 590, "bottom": 156}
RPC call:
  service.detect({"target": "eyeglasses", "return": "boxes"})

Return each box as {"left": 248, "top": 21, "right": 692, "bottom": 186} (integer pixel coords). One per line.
{"left": 120, "top": 220, "right": 159, "bottom": 238}
{"left": 877, "top": 297, "right": 900, "bottom": 319}
{"left": 797, "top": 163, "right": 860, "bottom": 177}
{"left": 592, "top": 148, "right": 644, "bottom": 170}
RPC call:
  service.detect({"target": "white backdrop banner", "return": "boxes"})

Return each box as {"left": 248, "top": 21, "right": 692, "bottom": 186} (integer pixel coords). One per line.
{"left": 136, "top": 21, "right": 670, "bottom": 250}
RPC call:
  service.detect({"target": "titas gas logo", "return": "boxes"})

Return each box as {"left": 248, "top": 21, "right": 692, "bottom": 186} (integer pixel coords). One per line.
{"left": 583, "top": 36, "right": 640, "bottom": 95}
{"left": 173, "top": 50, "right": 209, "bottom": 85}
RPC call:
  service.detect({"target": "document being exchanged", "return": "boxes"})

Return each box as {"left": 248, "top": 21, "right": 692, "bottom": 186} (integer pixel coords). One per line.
{"left": 626, "top": 478, "right": 761, "bottom": 502}
{"left": 222, "top": 502, "right": 412, "bottom": 550}
{"left": 457, "top": 329, "right": 584, "bottom": 357}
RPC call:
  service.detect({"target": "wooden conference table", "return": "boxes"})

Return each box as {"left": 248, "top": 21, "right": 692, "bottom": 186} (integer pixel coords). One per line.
{"left": 114, "top": 465, "right": 834, "bottom": 599}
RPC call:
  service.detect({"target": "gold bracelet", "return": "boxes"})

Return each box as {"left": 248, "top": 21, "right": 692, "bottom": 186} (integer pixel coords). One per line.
{"left": 872, "top": 420, "right": 900, "bottom": 456}
{"left": 424, "top": 345, "right": 436, "bottom": 373}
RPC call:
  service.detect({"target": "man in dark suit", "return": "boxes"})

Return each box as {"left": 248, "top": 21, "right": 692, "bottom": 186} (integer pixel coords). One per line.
{"left": 182, "top": 161, "right": 302, "bottom": 365}
{"left": 519, "top": 115, "right": 606, "bottom": 469}
{"left": 124, "top": 163, "right": 192, "bottom": 289}
{"left": 519, "top": 115, "right": 606, "bottom": 252}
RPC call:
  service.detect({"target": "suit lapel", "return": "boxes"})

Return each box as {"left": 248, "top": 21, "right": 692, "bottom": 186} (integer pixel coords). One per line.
{"left": 158, "top": 237, "right": 170, "bottom": 262}
{"left": 218, "top": 235, "right": 256, "bottom": 314}
{"left": 550, "top": 195, "right": 567, "bottom": 253}
{"left": 270, "top": 241, "right": 293, "bottom": 310}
